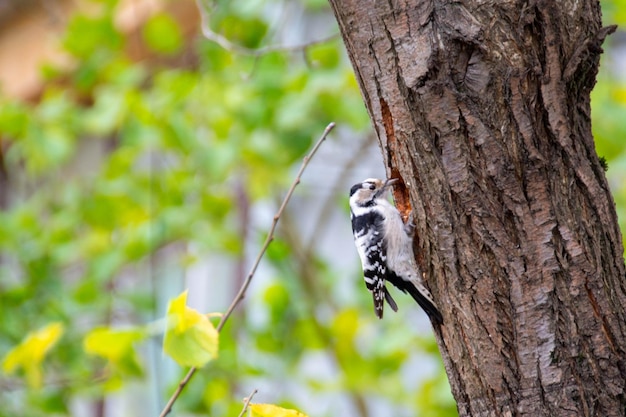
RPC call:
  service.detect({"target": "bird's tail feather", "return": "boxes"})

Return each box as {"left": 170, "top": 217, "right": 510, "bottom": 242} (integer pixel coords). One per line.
{"left": 405, "top": 284, "right": 443, "bottom": 324}
{"left": 384, "top": 287, "right": 398, "bottom": 312}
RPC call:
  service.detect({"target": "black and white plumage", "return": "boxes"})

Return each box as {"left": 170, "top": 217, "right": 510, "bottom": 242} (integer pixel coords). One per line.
{"left": 349, "top": 178, "right": 443, "bottom": 324}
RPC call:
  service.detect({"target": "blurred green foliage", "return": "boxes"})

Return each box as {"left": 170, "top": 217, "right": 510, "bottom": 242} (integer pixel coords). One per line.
{"left": 0, "top": 0, "right": 624, "bottom": 416}
{"left": 592, "top": 2, "right": 626, "bottom": 236}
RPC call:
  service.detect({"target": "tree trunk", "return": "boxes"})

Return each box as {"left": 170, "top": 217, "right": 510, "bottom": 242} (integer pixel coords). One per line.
{"left": 328, "top": 0, "right": 626, "bottom": 415}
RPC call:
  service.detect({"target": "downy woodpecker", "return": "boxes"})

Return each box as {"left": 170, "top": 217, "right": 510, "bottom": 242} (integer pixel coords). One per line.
{"left": 349, "top": 178, "right": 443, "bottom": 324}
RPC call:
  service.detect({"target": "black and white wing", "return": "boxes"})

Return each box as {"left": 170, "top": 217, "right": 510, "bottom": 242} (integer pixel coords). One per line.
{"left": 351, "top": 210, "right": 398, "bottom": 318}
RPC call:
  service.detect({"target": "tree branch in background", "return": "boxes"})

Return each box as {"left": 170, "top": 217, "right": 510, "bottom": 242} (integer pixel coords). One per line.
{"left": 195, "top": 0, "right": 339, "bottom": 57}
{"left": 158, "top": 122, "right": 335, "bottom": 417}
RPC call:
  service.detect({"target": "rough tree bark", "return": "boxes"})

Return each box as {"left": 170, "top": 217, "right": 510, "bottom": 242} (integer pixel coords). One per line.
{"left": 328, "top": 0, "right": 626, "bottom": 416}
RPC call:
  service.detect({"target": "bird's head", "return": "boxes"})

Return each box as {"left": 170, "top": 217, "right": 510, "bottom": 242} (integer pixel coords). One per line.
{"left": 349, "top": 178, "right": 398, "bottom": 207}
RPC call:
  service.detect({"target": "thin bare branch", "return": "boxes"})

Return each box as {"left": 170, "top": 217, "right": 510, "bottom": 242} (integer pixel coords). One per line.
{"left": 237, "top": 388, "right": 259, "bottom": 417}
{"left": 158, "top": 122, "right": 335, "bottom": 417}
{"left": 216, "top": 122, "right": 334, "bottom": 332}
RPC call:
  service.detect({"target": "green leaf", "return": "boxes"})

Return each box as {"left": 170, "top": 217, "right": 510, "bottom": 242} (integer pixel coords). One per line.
{"left": 0, "top": 100, "right": 29, "bottom": 137}
{"left": 307, "top": 42, "right": 340, "bottom": 69}
{"left": 63, "top": 14, "right": 122, "bottom": 58}
{"left": 218, "top": 16, "right": 268, "bottom": 49}
{"left": 163, "top": 290, "right": 219, "bottom": 368}
{"left": 142, "top": 13, "right": 183, "bottom": 55}
{"left": 2, "top": 322, "right": 64, "bottom": 388}
{"left": 83, "top": 87, "right": 127, "bottom": 134}
{"left": 31, "top": 389, "right": 68, "bottom": 413}
{"left": 265, "top": 239, "right": 292, "bottom": 263}
{"left": 249, "top": 404, "right": 309, "bottom": 417}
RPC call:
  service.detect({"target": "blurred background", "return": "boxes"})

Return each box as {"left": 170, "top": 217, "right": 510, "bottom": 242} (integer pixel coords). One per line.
{"left": 0, "top": 1, "right": 624, "bottom": 416}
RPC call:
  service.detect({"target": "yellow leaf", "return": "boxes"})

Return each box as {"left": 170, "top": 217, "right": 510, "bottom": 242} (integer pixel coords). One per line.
{"left": 163, "top": 290, "right": 219, "bottom": 368}
{"left": 613, "top": 87, "right": 626, "bottom": 105}
{"left": 83, "top": 327, "right": 145, "bottom": 378}
{"left": 84, "top": 327, "right": 144, "bottom": 360}
{"left": 83, "top": 228, "right": 110, "bottom": 256}
{"left": 2, "top": 322, "right": 64, "bottom": 388}
{"left": 249, "top": 404, "right": 309, "bottom": 417}
{"left": 331, "top": 308, "right": 359, "bottom": 340}
{"left": 167, "top": 289, "right": 202, "bottom": 332}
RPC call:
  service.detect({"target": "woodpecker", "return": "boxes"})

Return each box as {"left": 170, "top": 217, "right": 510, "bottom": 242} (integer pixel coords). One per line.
{"left": 349, "top": 178, "right": 443, "bottom": 324}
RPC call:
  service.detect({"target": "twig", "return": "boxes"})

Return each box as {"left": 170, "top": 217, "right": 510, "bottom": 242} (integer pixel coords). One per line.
{"left": 202, "top": 25, "right": 339, "bottom": 57}
{"left": 237, "top": 388, "right": 259, "bottom": 417}
{"left": 216, "top": 122, "right": 335, "bottom": 331}
{"left": 158, "top": 122, "right": 335, "bottom": 417}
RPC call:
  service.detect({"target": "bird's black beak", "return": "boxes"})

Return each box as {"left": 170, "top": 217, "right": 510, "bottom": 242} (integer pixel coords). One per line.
{"left": 373, "top": 178, "right": 399, "bottom": 199}
{"left": 384, "top": 178, "right": 400, "bottom": 189}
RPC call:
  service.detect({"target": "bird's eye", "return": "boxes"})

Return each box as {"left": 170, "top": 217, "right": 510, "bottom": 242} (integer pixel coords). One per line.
{"left": 368, "top": 183, "right": 375, "bottom": 190}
